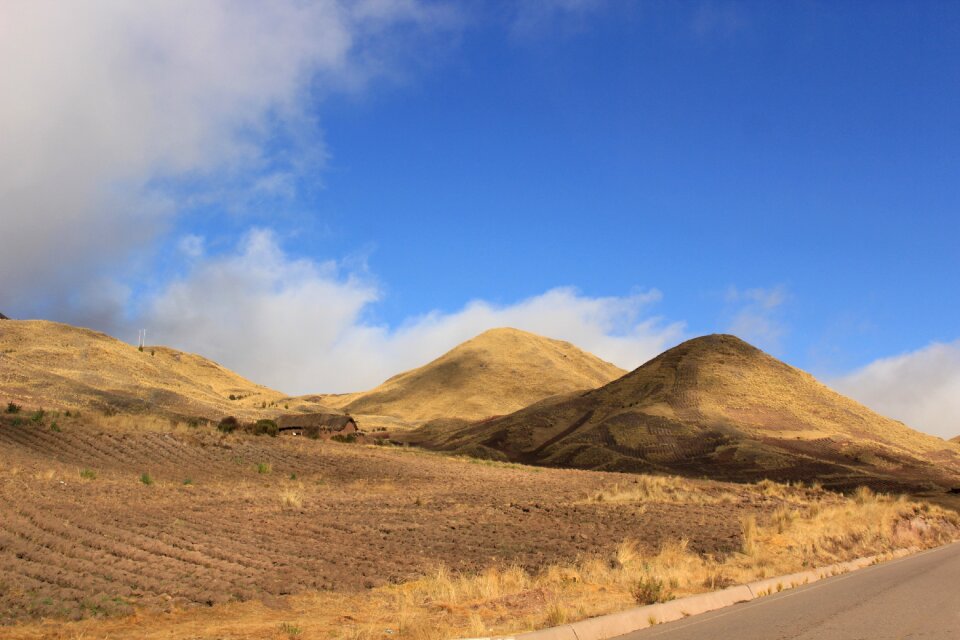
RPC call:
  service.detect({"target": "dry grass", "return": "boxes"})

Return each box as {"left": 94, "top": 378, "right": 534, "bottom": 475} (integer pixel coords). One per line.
{"left": 279, "top": 485, "right": 304, "bottom": 510}
{"left": 589, "top": 475, "right": 739, "bottom": 505}
{"left": 329, "top": 327, "right": 625, "bottom": 423}
{"left": 740, "top": 514, "right": 759, "bottom": 555}
{"left": 0, "top": 319, "right": 337, "bottom": 420}
{"left": 89, "top": 413, "right": 192, "bottom": 434}
{"left": 421, "top": 334, "right": 960, "bottom": 485}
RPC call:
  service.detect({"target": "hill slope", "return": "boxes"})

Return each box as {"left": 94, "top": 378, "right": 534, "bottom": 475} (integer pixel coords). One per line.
{"left": 410, "top": 334, "right": 960, "bottom": 490}
{"left": 0, "top": 320, "right": 331, "bottom": 419}
{"left": 324, "top": 328, "right": 626, "bottom": 424}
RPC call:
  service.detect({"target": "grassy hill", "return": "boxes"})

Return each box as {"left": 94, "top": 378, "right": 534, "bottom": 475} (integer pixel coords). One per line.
{"left": 0, "top": 319, "right": 332, "bottom": 419}
{"left": 322, "top": 327, "right": 625, "bottom": 425}
{"left": 409, "top": 334, "right": 960, "bottom": 491}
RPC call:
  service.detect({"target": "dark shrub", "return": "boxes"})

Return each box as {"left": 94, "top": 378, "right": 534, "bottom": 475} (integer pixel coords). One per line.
{"left": 453, "top": 444, "right": 510, "bottom": 462}
{"left": 331, "top": 433, "right": 357, "bottom": 444}
{"left": 217, "top": 416, "right": 240, "bottom": 433}
{"left": 250, "top": 419, "right": 279, "bottom": 437}
{"left": 6, "top": 402, "right": 21, "bottom": 414}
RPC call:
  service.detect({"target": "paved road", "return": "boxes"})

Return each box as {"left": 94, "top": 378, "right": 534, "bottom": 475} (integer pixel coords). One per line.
{"left": 617, "top": 542, "right": 960, "bottom": 640}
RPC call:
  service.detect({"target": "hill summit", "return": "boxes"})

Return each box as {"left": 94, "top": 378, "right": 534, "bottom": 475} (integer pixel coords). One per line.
{"left": 324, "top": 327, "right": 626, "bottom": 424}
{"left": 411, "top": 334, "right": 960, "bottom": 490}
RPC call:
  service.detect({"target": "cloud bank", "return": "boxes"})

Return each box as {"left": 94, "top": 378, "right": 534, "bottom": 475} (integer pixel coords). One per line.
{"left": 0, "top": 0, "right": 448, "bottom": 319}
{"left": 833, "top": 341, "right": 960, "bottom": 440}
{"left": 141, "top": 230, "right": 685, "bottom": 394}
{"left": 0, "top": 0, "right": 684, "bottom": 398}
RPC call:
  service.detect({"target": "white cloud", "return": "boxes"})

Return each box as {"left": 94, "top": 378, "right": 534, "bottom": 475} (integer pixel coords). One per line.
{"left": 140, "top": 230, "right": 684, "bottom": 394}
{"left": 0, "top": 0, "right": 452, "bottom": 318}
{"left": 833, "top": 341, "right": 960, "bottom": 440}
{"left": 177, "top": 235, "right": 205, "bottom": 259}
{"left": 0, "top": 1, "right": 684, "bottom": 397}
{"left": 723, "top": 285, "right": 789, "bottom": 353}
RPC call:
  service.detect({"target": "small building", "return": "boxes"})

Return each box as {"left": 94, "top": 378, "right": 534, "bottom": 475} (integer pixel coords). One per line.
{"left": 277, "top": 413, "right": 359, "bottom": 439}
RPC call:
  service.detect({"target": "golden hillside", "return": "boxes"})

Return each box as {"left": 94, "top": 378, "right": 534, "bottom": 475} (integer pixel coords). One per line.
{"left": 411, "top": 334, "right": 960, "bottom": 490}
{"left": 324, "top": 327, "right": 625, "bottom": 425}
{"left": 0, "top": 319, "right": 331, "bottom": 419}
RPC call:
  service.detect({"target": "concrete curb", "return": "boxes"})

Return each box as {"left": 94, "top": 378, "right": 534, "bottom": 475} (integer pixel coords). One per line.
{"left": 462, "top": 547, "right": 917, "bottom": 640}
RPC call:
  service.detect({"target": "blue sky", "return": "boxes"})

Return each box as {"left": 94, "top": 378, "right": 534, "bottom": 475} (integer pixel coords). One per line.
{"left": 308, "top": 1, "right": 960, "bottom": 373}
{"left": 1, "top": 1, "right": 958, "bottom": 435}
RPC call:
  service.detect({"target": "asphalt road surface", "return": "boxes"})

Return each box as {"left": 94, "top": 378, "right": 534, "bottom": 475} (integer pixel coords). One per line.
{"left": 617, "top": 542, "right": 960, "bottom": 640}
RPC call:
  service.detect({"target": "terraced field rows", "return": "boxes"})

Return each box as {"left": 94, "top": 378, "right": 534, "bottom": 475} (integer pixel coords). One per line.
{"left": 0, "top": 417, "right": 763, "bottom": 625}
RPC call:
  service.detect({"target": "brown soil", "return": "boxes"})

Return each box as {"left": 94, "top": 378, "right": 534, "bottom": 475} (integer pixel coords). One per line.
{"left": 0, "top": 411, "right": 786, "bottom": 626}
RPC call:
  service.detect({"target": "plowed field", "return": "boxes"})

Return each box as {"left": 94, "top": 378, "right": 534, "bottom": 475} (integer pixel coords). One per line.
{"left": 0, "top": 413, "right": 778, "bottom": 626}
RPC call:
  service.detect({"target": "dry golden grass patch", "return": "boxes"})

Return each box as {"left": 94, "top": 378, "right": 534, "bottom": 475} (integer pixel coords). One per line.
{"left": 588, "top": 474, "right": 739, "bottom": 505}
{"left": 279, "top": 484, "right": 305, "bottom": 510}
{"left": 87, "top": 413, "right": 193, "bottom": 434}
{"left": 33, "top": 468, "right": 59, "bottom": 482}
{"left": 336, "top": 327, "right": 625, "bottom": 424}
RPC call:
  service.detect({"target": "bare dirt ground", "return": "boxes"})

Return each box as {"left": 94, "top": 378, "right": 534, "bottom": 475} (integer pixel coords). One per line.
{"left": 0, "top": 411, "right": 778, "bottom": 626}
{"left": 2, "top": 410, "right": 957, "bottom": 640}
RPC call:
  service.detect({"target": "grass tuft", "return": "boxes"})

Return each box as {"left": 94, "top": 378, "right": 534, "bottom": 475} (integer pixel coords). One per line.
{"left": 631, "top": 576, "right": 673, "bottom": 605}
{"left": 280, "top": 485, "right": 304, "bottom": 509}
{"left": 740, "top": 514, "right": 759, "bottom": 556}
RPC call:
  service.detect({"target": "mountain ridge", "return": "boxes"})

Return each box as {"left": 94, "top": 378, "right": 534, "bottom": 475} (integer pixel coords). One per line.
{"left": 409, "top": 334, "right": 960, "bottom": 490}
